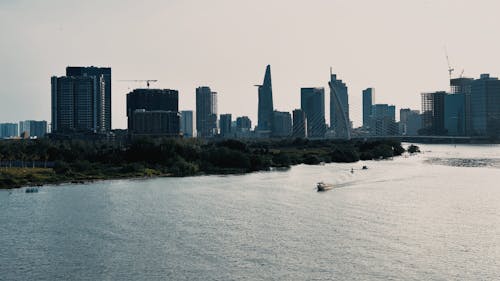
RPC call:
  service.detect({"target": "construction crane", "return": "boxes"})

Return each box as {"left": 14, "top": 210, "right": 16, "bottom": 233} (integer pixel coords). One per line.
{"left": 118, "top": 79, "right": 158, "bottom": 88}
{"left": 445, "top": 47, "right": 454, "bottom": 80}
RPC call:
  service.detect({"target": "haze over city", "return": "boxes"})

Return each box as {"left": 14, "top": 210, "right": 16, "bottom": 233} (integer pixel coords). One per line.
{"left": 2, "top": 0, "right": 500, "bottom": 128}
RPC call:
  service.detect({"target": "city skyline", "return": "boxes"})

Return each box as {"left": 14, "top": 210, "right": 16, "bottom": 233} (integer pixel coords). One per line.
{"left": 3, "top": 1, "right": 500, "bottom": 128}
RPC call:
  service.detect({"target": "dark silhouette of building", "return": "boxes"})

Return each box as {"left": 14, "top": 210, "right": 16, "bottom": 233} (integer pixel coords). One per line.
{"left": 370, "top": 104, "right": 397, "bottom": 136}
{"left": 236, "top": 116, "right": 252, "bottom": 131}
{"left": 51, "top": 76, "right": 102, "bottom": 133}
{"left": 196, "top": 86, "right": 218, "bottom": 138}
{"left": 362, "top": 88, "right": 375, "bottom": 128}
{"left": 292, "top": 109, "right": 307, "bottom": 138}
{"left": 301, "top": 87, "right": 326, "bottom": 138}
{"left": 0, "top": 123, "right": 18, "bottom": 138}
{"left": 126, "top": 88, "right": 180, "bottom": 136}
{"left": 421, "top": 91, "right": 447, "bottom": 135}
{"left": 131, "top": 110, "right": 180, "bottom": 137}
{"left": 66, "top": 66, "right": 111, "bottom": 131}
{"left": 470, "top": 74, "right": 500, "bottom": 137}
{"left": 180, "top": 111, "right": 194, "bottom": 138}
{"left": 329, "top": 71, "right": 350, "bottom": 138}
{"left": 256, "top": 65, "right": 274, "bottom": 132}
{"left": 444, "top": 93, "right": 466, "bottom": 136}
{"left": 451, "top": 77, "right": 473, "bottom": 135}
{"left": 272, "top": 111, "right": 292, "bottom": 138}
{"left": 219, "top": 114, "right": 232, "bottom": 138}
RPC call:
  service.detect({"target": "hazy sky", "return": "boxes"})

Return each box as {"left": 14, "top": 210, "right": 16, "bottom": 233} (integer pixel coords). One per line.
{"left": 2, "top": 0, "right": 500, "bottom": 129}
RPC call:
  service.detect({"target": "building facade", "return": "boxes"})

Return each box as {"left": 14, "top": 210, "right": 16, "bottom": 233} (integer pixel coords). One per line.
{"left": 444, "top": 93, "right": 466, "bottom": 136}
{"left": 0, "top": 123, "right": 18, "bottom": 138}
{"left": 329, "top": 72, "right": 350, "bottom": 138}
{"left": 196, "top": 86, "right": 218, "bottom": 138}
{"left": 19, "top": 120, "right": 47, "bottom": 138}
{"left": 66, "top": 66, "right": 112, "bottom": 132}
{"left": 301, "top": 88, "right": 326, "bottom": 138}
{"left": 256, "top": 65, "right": 274, "bottom": 132}
{"left": 272, "top": 111, "right": 292, "bottom": 138}
{"left": 370, "top": 104, "right": 397, "bottom": 136}
{"left": 180, "top": 110, "right": 194, "bottom": 138}
{"left": 362, "top": 88, "right": 375, "bottom": 128}
{"left": 126, "top": 88, "right": 180, "bottom": 136}
{"left": 292, "top": 109, "right": 307, "bottom": 138}
{"left": 451, "top": 77, "right": 473, "bottom": 135}
{"left": 470, "top": 74, "right": 500, "bottom": 137}
{"left": 219, "top": 114, "right": 232, "bottom": 138}
{"left": 421, "top": 91, "right": 447, "bottom": 135}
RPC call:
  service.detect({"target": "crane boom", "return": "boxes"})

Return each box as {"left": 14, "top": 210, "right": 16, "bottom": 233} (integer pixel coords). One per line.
{"left": 118, "top": 79, "right": 158, "bottom": 88}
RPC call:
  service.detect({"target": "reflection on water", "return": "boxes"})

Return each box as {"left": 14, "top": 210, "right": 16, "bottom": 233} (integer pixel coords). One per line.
{"left": 1, "top": 144, "right": 500, "bottom": 281}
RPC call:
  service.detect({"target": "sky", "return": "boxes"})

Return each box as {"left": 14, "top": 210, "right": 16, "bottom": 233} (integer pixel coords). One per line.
{"left": 1, "top": 0, "right": 500, "bottom": 129}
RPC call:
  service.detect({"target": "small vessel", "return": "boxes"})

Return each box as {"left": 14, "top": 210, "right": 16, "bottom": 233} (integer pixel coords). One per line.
{"left": 25, "top": 187, "right": 39, "bottom": 193}
{"left": 351, "top": 168, "right": 354, "bottom": 174}
{"left": 317, "top": 182, "right": 334, "bottom": 192}
{"left": 362, "top": 165, "right": 368, "bottom": 170}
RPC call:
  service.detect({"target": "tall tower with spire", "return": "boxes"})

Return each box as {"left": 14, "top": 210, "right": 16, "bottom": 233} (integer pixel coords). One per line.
{"left": 329, "top": 68, "right": 351, "bottom": 139}
{"left": 256, "top": 65, "right": 274, "bottom": 131}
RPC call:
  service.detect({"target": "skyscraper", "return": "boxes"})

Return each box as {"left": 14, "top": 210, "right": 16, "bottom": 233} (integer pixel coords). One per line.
{"left": 219, "top": 114, "right": 232, "bottom": 138}
{"left": 256, "top": 65, "right": 274, "bottom": 131}
{"left": 362, "top": 88, "right": 375, "bottom": 128}
{"left": 180, "top": 111, "right": 194, "bottom": 138}
{"left": 470, "top": 74, "right": 500, "bottom": 137}
{"left": 451, "top": 77, "right": 473, "bottom": 135}
{"left": 0, "top": 123, "right": 18, "bottom": 138}
{"left": 292, "top": 109, "right": 307, "bottom": 138}
{"left": 444, "top": 93, "right": 466, "bottom": 136}
{"left": 126, "top": 88, "right": 180, "bottom": 136}
{"left": 370, "top": 104, "right": 397, "bottom": 136}
{"left": 196, "top": 86, "right": 218, "bottom": 138}
{"left": 236, "top": 116, "right": 252, "bottom": 132}
{"left": 66, "top": 66, "right": 112, "bottom": 131}
{"left": 421, "top": 91, "right": 447, "bottom": 135}
{"left": 301, "top": 87, "right": 326, "bottom": 138}
{"left": 329, "top": 71, "right": 350, "bottom": 139}
{"left": 51, "top": 76, "right": 103, "bottom": 133}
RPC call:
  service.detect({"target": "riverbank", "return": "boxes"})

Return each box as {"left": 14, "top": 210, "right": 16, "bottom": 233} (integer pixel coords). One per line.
{"left": 0, "top": 138, "right": 414, "bottom": 189}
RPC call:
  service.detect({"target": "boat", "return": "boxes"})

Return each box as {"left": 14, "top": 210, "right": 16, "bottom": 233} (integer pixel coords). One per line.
{"left": 362, "top": 165, "right": 368, "bottom": 170}
{"left": 317, "top": 182, "right": 334, "bottom": 192}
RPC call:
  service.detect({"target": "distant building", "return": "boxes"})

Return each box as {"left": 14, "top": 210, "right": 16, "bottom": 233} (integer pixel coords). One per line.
{"left": 65, "top": 66, "right": 112, "bottom": 132}
{"left": 470, "top": 74, "right": 500, "bottom": 137}
{"left": 256, "top": 65, "right": 274, "bottom": 132}
{"left": 400, "top": 109, "right": 421, "bottom": 136}
{"left": 370, "top": 104, "right": 397, "bottom": 136}
{"left": 131, "top": 110, "right": 180, "bottom": 137}
{"left": 301, "top": 87, "right": 326, "bottom": 138}
{"left": 362, "top": 88, "right": 375, "bottom": 128}
{"left": 51, "top": 76, "right": 104, "bottom": 133}
{"left": 0, "top": 123, "right": 18, "bottom": 138}
{"left": 272, "top": 111, "right": 292, "bottom": 138}
{"left": 421, "top": 91, "right": 447, "bottom": 135}
{"left": 329, "top": 71, "right": 350, "bottom": 138}
{"left": 292, "top": 109, "right": 307, "bottom": 138}
{"left": 236, "top": 116, "right": 252, "bottom": 132}
{"left": 196, "top": 86, "right": 218, "bottom": 138}
{"left": 19, "top": 120, "right": 47, "bottom": 138}
{"left": 450, "top": 77, "right": 473, "bottom": 135}
{"left": 219, "top": 114, "right": 232, "bottom": 138}
{"left": 126, "top": 88, "right": 180, "bottom": 136}
{"left": 180, "top": 111, "right": 194, "bottom": 138}
{"left": 444, "top": 93, "right": 466, "bottom": 136}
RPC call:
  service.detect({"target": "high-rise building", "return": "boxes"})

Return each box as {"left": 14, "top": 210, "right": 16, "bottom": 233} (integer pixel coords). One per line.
{"left": 451, "top": 77, "right": 473, "bottom": 135}
{"left": 131, "top": 110, "right": 180, "bottom": 137}
{"left": 292, "top": 109, "right": 307, "bottom": 138}
{"left": 362, "top": 88, "right": 375, "bottom": 128}
{"left": 180, "top": 111, "right": 194, "bottom": 138}
{"left": 51, "top": 76, "right": 103, "bottom": 133}
{"left": 329, "top": 71, "right": 350, "bottom": 138}
{"left": 301, "top": 87, "right": 326, "bottom": 138}
{"left": 370, "top": 104, "right": 397, "bottom": 136}
{"left": 444, "top": 93, "right": 466, "bottom": 136}
{"left": 256, "top": 65, "right": 274, "bottom": 131}
{"left": 236, "top": 116, "right": 252, "bottom": 132}
{"left": 406, "top": 110, "right": 422, "bottom": 136}
{"left": 19, "top": 120, "right": 47, "bottom": 138}
{"left": 421, "top": 91, "right": 447, "bottom": 135}
{"left": 66, "top": 66, "right": 112, "bottom": 131}
{"left": 219, "top": 114, "right": 232, "bottom": 138}
{"left": 126, "top": 88, "right": 180, "bottom": 136}
{"left": 272, "top": 111, "right": 292, "bottom": 138}
{"left": 196, "top": 86, "right": 218, "bottom": 138}
{"left": 470, "top": 74, "right": 500, "bottom": 137}
{"left": 0, "top": 123, "right": 18, "bottom": 138}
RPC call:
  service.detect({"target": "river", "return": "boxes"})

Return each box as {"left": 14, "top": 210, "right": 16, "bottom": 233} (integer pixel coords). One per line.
{"left": 1, "top": 144, "right": 500, "bottom": 280}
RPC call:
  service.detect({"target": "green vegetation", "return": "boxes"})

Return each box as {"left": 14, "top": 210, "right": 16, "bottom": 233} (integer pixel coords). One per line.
{"left": 0, "top": 138, "right": 408, "bottom": 189}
